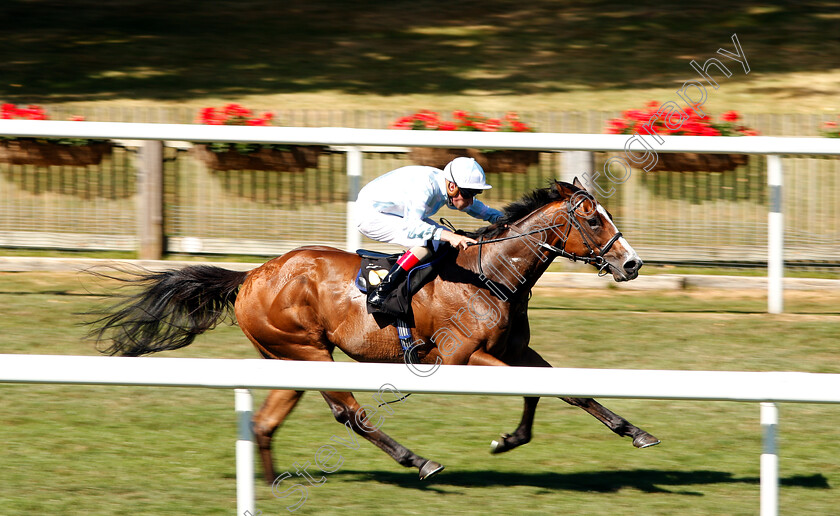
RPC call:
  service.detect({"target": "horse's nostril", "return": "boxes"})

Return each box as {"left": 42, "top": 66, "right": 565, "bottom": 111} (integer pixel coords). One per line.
{"left": 624, "top": 260, "right": 640, "bottom": 273}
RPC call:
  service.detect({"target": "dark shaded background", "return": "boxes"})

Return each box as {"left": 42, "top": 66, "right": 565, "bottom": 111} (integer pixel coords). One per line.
{"left": 1, "top": 0, "right": 839, "bottom": 103}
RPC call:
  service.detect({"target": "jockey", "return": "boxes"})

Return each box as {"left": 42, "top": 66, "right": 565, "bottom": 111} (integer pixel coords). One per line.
{"left": 356, "top": 156, "right": 504, "bottom": 309}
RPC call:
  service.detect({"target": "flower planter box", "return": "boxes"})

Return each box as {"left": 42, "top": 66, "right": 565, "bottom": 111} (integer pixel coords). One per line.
{"left": 191, "top": 144, "right": 324, "bottom": 172}
{"left": 0, "top": 139, "right": 113, "bottom": 167}
{"left": 648, "top": 153, "right": 749, "bottom": 173}
{"left": 408, "top": 147, "right": 539, "bottom": 174}
{"left": 605, "top": 103, "right": 758, "bottom": 174}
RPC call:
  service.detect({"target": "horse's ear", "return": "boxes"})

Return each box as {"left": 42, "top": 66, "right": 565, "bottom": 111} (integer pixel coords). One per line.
{"left": 573, "top": 176, "right": 587, "bottom": 192}
{"left": 554, "top": 180, "right": 576, "bottom": 198}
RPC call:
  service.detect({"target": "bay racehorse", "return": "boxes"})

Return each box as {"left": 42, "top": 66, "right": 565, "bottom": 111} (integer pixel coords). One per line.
{"left": 88, "top": 178, "right": 659, "bottom": 483}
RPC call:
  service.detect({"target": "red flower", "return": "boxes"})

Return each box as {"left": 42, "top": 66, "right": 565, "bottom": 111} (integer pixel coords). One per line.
{"left": 485, "top": 118, "right": 501, "bottom": 131}
{"left": 414, "top": 110, "right": 437, "bottom": 122}
{"left": 196, "top": 104, "right": 274, "bottom": 126}
{"left": 622, "top": 109, "right": 649, "bottom": 122}
{"left": 0, "top": 103, "right": 81, "bottom": 121}
{"left": 605, "top": 102, "right": 756, "bottom": 137}
{"left": 819, "top": 116, "right": 840, "bottom": 137}
{"left": 721, "top": 110, "right": 740, "bottom": 122}
{"left": 412, "top": 110, "right": 440, "bottom": 129}
{"left": 604, "top": 118, "right": 630, "bottom": 134}
{"left": 391, "top": 110, "right": 535, "bottom": 132}
{"left": 4, "top": 104, "right": 49, "bottom": 120}
{"left": 510, "top": 121, "right": 530, "bottom": 132}
{"left": 389, "top": 116, "right": 415, "bottom": 129}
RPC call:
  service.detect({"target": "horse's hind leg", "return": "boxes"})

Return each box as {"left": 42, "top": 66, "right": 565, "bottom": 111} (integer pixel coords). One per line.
{"left": 320, "top": 390, "right": 444, "bottom": 480}
{"left": 253, "top": 389, "right": 305, "bottom": 484}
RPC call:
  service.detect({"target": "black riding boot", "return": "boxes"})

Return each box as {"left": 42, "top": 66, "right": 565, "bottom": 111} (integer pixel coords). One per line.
{"left": 368, "top": 262, "right": 407, "bottom": 309}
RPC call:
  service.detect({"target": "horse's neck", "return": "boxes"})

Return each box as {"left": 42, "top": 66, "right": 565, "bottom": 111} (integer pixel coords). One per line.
{"left": 466, "top": 221, "right": 557, "bottom": 301}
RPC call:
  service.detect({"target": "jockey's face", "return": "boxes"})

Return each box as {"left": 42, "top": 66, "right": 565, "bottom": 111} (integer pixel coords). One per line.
{"left": 446, "top": 180, "right": 476, "bottom": 211}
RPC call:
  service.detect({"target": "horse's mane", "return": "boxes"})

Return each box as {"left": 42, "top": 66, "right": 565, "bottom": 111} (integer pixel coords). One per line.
{"left": 467, "top": 180, "right": 581, "bottom": 239}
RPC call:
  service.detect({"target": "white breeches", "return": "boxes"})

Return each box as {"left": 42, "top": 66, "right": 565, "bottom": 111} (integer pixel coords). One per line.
{"left": 356, "top": 210, "right": 444, "bottom": 248}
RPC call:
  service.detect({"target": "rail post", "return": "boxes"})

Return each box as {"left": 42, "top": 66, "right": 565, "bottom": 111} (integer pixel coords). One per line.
{"left": 137, "top": 140, "right": 164, "bottom": 260}
{"left": 767, "top": 155, "right": 783, "bottom": 314}
{"left": 560, "top": 151, "right": 593, "bottom": 184}
{"left": 235, "top": 389, "right": 256, "bottom": 516}
{"left": 760, "top": 402, "right": 779, "bottom": 516}
{"left": 346, "top": 146, "right": 363, "bottom": 252}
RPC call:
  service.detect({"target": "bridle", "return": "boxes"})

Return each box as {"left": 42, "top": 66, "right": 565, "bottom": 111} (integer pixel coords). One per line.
{"left": 468, "top": 196, "right": 623, "bottom": 278}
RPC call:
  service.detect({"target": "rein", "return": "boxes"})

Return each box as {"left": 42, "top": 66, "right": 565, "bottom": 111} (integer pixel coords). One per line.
{"left": 467, "top": 198, "right": 622, "bottom": 277}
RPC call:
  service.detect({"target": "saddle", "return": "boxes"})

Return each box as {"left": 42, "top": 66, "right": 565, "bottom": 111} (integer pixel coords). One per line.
{"left": 354, "top": 246, "right": 450, "bottom": 321}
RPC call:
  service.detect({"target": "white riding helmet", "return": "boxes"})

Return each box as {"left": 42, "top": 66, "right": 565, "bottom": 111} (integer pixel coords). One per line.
{"left": 443, "top": 157, "right": 493, "bottom": 190}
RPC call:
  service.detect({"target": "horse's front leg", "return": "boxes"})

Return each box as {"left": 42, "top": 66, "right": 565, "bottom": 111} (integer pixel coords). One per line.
{"left": 467, "top": 349, "right": 537, "bottom": 454}
{"left": 490, "top": 396, "right": 539, "bottom": 454}
{"left": 518, "top": 347, "right": 660, "bottom": 449}
{"left": 560, "top": 396, "right": 660, "bottom": 448}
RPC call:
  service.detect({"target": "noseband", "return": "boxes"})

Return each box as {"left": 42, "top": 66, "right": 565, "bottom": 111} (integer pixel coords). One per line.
{"left": 468, "top": 197, "right": 622, "bottom": 277}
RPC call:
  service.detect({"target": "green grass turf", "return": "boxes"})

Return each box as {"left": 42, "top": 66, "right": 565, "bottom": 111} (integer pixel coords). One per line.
{"left": 0, "top": 272, "right": 838, "bottom": 515}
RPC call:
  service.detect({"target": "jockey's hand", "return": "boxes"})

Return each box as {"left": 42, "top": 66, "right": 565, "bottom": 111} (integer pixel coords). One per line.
{"left": 441, "top": 230, "right": 477, "bottom": 250}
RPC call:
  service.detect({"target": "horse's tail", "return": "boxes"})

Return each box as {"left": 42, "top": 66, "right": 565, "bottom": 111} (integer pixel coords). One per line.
{"left": 86, "top": 265, "right": 249, "bottom": 357}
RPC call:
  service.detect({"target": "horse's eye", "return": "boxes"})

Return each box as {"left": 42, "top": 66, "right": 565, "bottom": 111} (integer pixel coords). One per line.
{"left": 587, "top": 218, "right": 600, "bottom": 229}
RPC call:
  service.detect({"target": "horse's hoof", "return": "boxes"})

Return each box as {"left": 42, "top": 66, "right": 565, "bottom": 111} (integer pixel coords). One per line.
{"left": 490, "top": 433, "right": 511, "bottom": 454}
{"left": 633, "top": 433, "right": 661, "bottom": 448}
{"left": 419, "top": 460, "right": 444, "bottom": 480}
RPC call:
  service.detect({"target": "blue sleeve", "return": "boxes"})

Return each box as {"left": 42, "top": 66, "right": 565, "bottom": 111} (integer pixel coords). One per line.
{"left": 466, "top": 200, "right": 504, "bottom": 223}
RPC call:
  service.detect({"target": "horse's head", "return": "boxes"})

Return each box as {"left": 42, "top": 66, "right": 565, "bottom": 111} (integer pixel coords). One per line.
{"left": 545, "top": 178, "right": 642, "bottom": 281}
{"left": 484, "top": 178, "right": 640, "bottom": 282}
{"left": 472, "top": 179, "right": 642, "bottom": 282}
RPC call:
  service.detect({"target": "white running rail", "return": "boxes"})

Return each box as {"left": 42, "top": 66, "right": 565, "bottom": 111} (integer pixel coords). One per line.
{"left": 2, "top": 354, "right": 840, "bottom": 515}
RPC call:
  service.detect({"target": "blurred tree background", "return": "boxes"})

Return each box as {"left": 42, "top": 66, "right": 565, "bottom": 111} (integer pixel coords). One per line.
{"left": 1, "top": 0, "right": 839, "bottom": 114}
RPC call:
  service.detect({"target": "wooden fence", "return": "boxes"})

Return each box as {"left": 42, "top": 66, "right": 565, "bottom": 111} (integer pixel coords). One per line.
{"left": 1, "top": 111, "right": 838, "bottom": 269}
